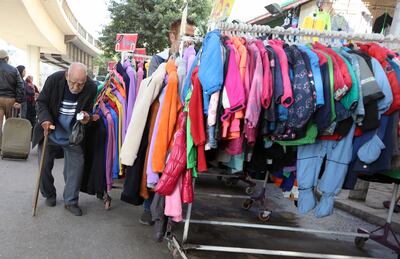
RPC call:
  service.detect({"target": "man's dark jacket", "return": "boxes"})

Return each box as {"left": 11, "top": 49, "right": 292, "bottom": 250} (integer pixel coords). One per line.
{"left": 32, "top": 71, "right": 97, "bottom": 148}
{"left": 0, "top": 60, "right": 25, "bottom": 102}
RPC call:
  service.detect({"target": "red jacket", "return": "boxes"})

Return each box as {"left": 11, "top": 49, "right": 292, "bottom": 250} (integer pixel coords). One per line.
{"left": 313, "top": 42, "right": 351, "bottom": 100}
{"left": 359, "top": 43, "right": 400, "bottom": 114}
{"left": 189, "top": 67, "right": 208, "bottom": 172}
{"left": 155, "top": 112, "right": 187, "bottom": 196}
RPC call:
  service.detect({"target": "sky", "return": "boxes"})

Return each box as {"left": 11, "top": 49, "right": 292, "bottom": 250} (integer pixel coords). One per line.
{"left": 66, "top": 0, "right": 274, "bottom": 37}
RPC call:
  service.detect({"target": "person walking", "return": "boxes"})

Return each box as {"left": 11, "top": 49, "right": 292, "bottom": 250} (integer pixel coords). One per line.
{"left": 32, "top": 62, "right": 97, "bottom": 216}
{"left": 0, "top": 49, "right": 24, "bottom": 148}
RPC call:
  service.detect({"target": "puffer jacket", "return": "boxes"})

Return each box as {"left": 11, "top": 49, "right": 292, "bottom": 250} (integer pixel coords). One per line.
{"left": 155, "top": 112, "right": 187, "bottom": 196}
{"left": 182, "top": 169, "right": 193, "bottom": 203}
{"left": 359, "top": 43, "right": 400, "bottom": 114}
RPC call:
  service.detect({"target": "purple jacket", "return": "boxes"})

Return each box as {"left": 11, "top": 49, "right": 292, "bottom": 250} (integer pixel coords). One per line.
{"left": 146, "top": 86, "right": 167, "bottom": 187}
{"left": 124, "top": 59, "right": 137, "bottom": 127}
{"left": 137, "top": 62, "right": 144, "bottom": 95}
{"left": 99, "top": 101, "right": 116, "bottom": 191}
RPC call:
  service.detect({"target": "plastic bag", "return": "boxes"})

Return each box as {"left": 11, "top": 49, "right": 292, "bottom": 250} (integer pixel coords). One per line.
{"left": 69, "top": 121, "right": 85, "bottom": 145}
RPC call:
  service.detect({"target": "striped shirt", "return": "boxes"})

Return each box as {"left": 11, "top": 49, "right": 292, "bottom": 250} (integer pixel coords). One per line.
{"left": 49, "top": 84, "right": 79, "bottom": 145}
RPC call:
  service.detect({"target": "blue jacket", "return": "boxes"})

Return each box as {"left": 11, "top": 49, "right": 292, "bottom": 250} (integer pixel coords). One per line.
{"left": 344, "top": 114, "right": 394, "bottom": 189}
{"left": 297, "top": 45, "right": 324, "bottom": 107}
{"left": 198, "top": 30, "right": 224, "bottom": 115}
{"left": 181, "top": 53, "right": 199, "bottom": 103}
{"left": 371, "top": 58, "right": 393, "bottom": 117}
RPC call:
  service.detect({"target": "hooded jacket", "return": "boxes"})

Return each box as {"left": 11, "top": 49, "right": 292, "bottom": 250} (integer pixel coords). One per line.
{"left": 198, "top": 30, "right": 224, "bottom": 114}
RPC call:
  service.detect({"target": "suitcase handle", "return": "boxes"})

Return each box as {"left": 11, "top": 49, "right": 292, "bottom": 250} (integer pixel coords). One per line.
{"left": 11, "top": 106, "right": 21, "bottom": 118}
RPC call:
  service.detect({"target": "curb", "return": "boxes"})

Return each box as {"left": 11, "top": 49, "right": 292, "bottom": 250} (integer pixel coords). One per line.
{"left": 335, "top": 198, "right": 400, "bottom": 233}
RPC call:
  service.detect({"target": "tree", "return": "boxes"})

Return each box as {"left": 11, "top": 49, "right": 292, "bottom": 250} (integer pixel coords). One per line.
{"left": 99, "top": 0, "right": 212, "bottom": 59}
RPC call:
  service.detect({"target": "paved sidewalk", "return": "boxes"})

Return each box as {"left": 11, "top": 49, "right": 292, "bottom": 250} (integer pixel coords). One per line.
{"left": 335, "top": 182, "right": 400, "bottom": 232}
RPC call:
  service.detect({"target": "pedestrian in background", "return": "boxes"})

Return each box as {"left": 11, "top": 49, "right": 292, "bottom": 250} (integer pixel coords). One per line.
{"left": 17, "top": 65, "right": 27, "bottom": 118}
{"left": 24, "top": 75, "right": 40, "bottom": 129}
{"left": 0, "top": 49, "right": 24, "bottom": 149}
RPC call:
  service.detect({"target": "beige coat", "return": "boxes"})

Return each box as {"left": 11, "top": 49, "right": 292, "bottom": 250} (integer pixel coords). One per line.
{"left": 120, "top": 63, "right": 166, "bottom": 166}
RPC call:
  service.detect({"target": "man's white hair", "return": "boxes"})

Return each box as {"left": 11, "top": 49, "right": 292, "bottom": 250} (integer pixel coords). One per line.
{"left": 68, "top": 62, "right": 88, "bottom": 75}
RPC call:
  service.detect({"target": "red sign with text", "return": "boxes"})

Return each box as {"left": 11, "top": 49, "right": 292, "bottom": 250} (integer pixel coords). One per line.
{"left": 115, "top": 33, "right": 138, "bottom": 52}
{"left": 135, "top": 48, "right": 147, "bottom": 62}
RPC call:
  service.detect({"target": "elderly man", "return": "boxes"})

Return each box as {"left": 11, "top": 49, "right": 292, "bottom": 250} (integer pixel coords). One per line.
{"left": 32, "top": 63, "right": 97, "bottom": 216}
{"left": 0, "top": 49, "right": 24, "bottom": 147}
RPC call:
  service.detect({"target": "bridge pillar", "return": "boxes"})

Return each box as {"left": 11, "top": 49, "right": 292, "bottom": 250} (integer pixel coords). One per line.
{"left": 26, "top": 45, "right": 40, "bottom": 86}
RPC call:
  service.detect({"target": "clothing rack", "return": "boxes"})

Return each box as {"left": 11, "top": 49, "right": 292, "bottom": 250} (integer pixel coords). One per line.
{"left": 165, "top": 23, "right": 400, "bottom": 259}
{"left": 217, "top": 21, "right": 400, "bottom": 44}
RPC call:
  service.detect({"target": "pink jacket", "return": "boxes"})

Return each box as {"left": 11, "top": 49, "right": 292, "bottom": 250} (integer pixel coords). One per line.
{"left": 223, "top": 40, "right": 245, "bottom": 116}
{"left": 255, "top": 40, "right": 273, "bottom": 109}
{"left": 245, "top": 41, "right": 264, "bottom": 145}
{"left": 269, "top": 40, "right": 293, "bottom": 108}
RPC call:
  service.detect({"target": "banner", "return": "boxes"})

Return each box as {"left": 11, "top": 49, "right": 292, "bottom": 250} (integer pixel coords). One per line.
{"left": 210, "top": 0, "right": 235, "bottom": 23}
{"left": 115, "top": 33, "right": 138, "bottom": 52}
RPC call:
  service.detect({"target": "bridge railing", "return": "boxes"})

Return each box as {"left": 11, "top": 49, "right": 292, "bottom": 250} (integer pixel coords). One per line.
{"left": 61, "top": 0, "right": 99, "bottom": 49}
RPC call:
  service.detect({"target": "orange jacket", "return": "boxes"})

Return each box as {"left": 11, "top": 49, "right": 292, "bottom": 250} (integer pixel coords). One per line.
{"left": 152, "top": 59, "right": 182, "bottom": 172}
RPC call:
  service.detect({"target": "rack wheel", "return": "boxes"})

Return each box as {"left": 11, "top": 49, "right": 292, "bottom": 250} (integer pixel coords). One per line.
{"left": 258, "top": 210, "right": 271, "bottom": 222}
{"left": 354, "top": 237, "right": 367, "bottom": 249}
{"left": 242, "top": 199, "right": 254, "bottom": 210}
{"left": 245, "top": 186, "right": 255, "bottom": 195}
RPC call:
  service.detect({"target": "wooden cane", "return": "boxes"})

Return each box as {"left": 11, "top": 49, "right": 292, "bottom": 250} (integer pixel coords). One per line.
{"left": 32, "top": 125, "right": 55, "bottom": 217}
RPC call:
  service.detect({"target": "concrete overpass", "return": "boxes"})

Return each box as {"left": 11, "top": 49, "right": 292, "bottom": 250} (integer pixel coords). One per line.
{"left": 0, "top": 0, "right": 101, "bottom": 84}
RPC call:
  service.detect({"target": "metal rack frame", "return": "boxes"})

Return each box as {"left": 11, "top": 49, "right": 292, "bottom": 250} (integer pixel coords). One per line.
{"left": 164, "top": 22, "right": 400, "bottom": 259}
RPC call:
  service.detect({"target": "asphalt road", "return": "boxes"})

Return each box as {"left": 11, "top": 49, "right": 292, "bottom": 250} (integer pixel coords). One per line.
{"left": 0, "top": 148, "right": 397, "bottom": 259}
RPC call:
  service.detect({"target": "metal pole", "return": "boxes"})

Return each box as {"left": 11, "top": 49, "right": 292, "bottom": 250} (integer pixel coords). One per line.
{"left": 182, "top": 178, "right": 195, "bottom": 243}
{"left": 187, "top": 220, "right": 370, "bottom": 238}
{"left": 387, "top": 184, "right": 399, "bottom": 224}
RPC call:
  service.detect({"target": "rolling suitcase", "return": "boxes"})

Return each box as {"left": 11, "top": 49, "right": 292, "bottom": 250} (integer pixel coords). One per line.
{"left": 1, "top": 108, "right": 32, "bottom": 160}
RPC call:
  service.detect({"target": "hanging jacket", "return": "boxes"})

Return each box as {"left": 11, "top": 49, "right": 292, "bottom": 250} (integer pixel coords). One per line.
{"left": 245, "top": 41, "right": 264, "bottom": 145}
{"left": 371, "top": 57, "right": 393, "bottom": 117}
{"left": 120, "top": 63, "right": 166, "bottom": 166}
{"left": 297, "top": 45, "right": 324, "bottom": 107}
{"left": 152, "top": 60, "right": 182, "bottom": 173}
{"left": 223, "top": 40, "right": 246, "bottom": 113}
{"left": 189, "top": 67, "right": 207, "bottom": 172}
{"left": 182, "top": 169, "right": 193, "bottom": 203}
{"left": 359, "top": 43, "right": 400, "bottom": 114}
{"left": 255, "top": 40, "right": 273, "bottom": 109}
{"left": 283, "top": 45, "right": 316, "bottom": 137}
{"left": 312, "top": 43, "right": 349, "bottom": 100}
{"left": 155, "top": 112, "right": 187, "bottom": 196}
{"left": 198, "top": 30, "right": 224, "bottom": 115}
{"left": 269, "top": 40, "right": 293, "bottom": 107}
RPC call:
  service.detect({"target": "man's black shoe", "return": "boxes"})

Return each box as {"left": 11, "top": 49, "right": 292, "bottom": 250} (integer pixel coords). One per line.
{"left": 45, "top": 196, "right": 56, "bottom": 207}
{"left": 65, "top": 204, "right": 83, "bottom": 216}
